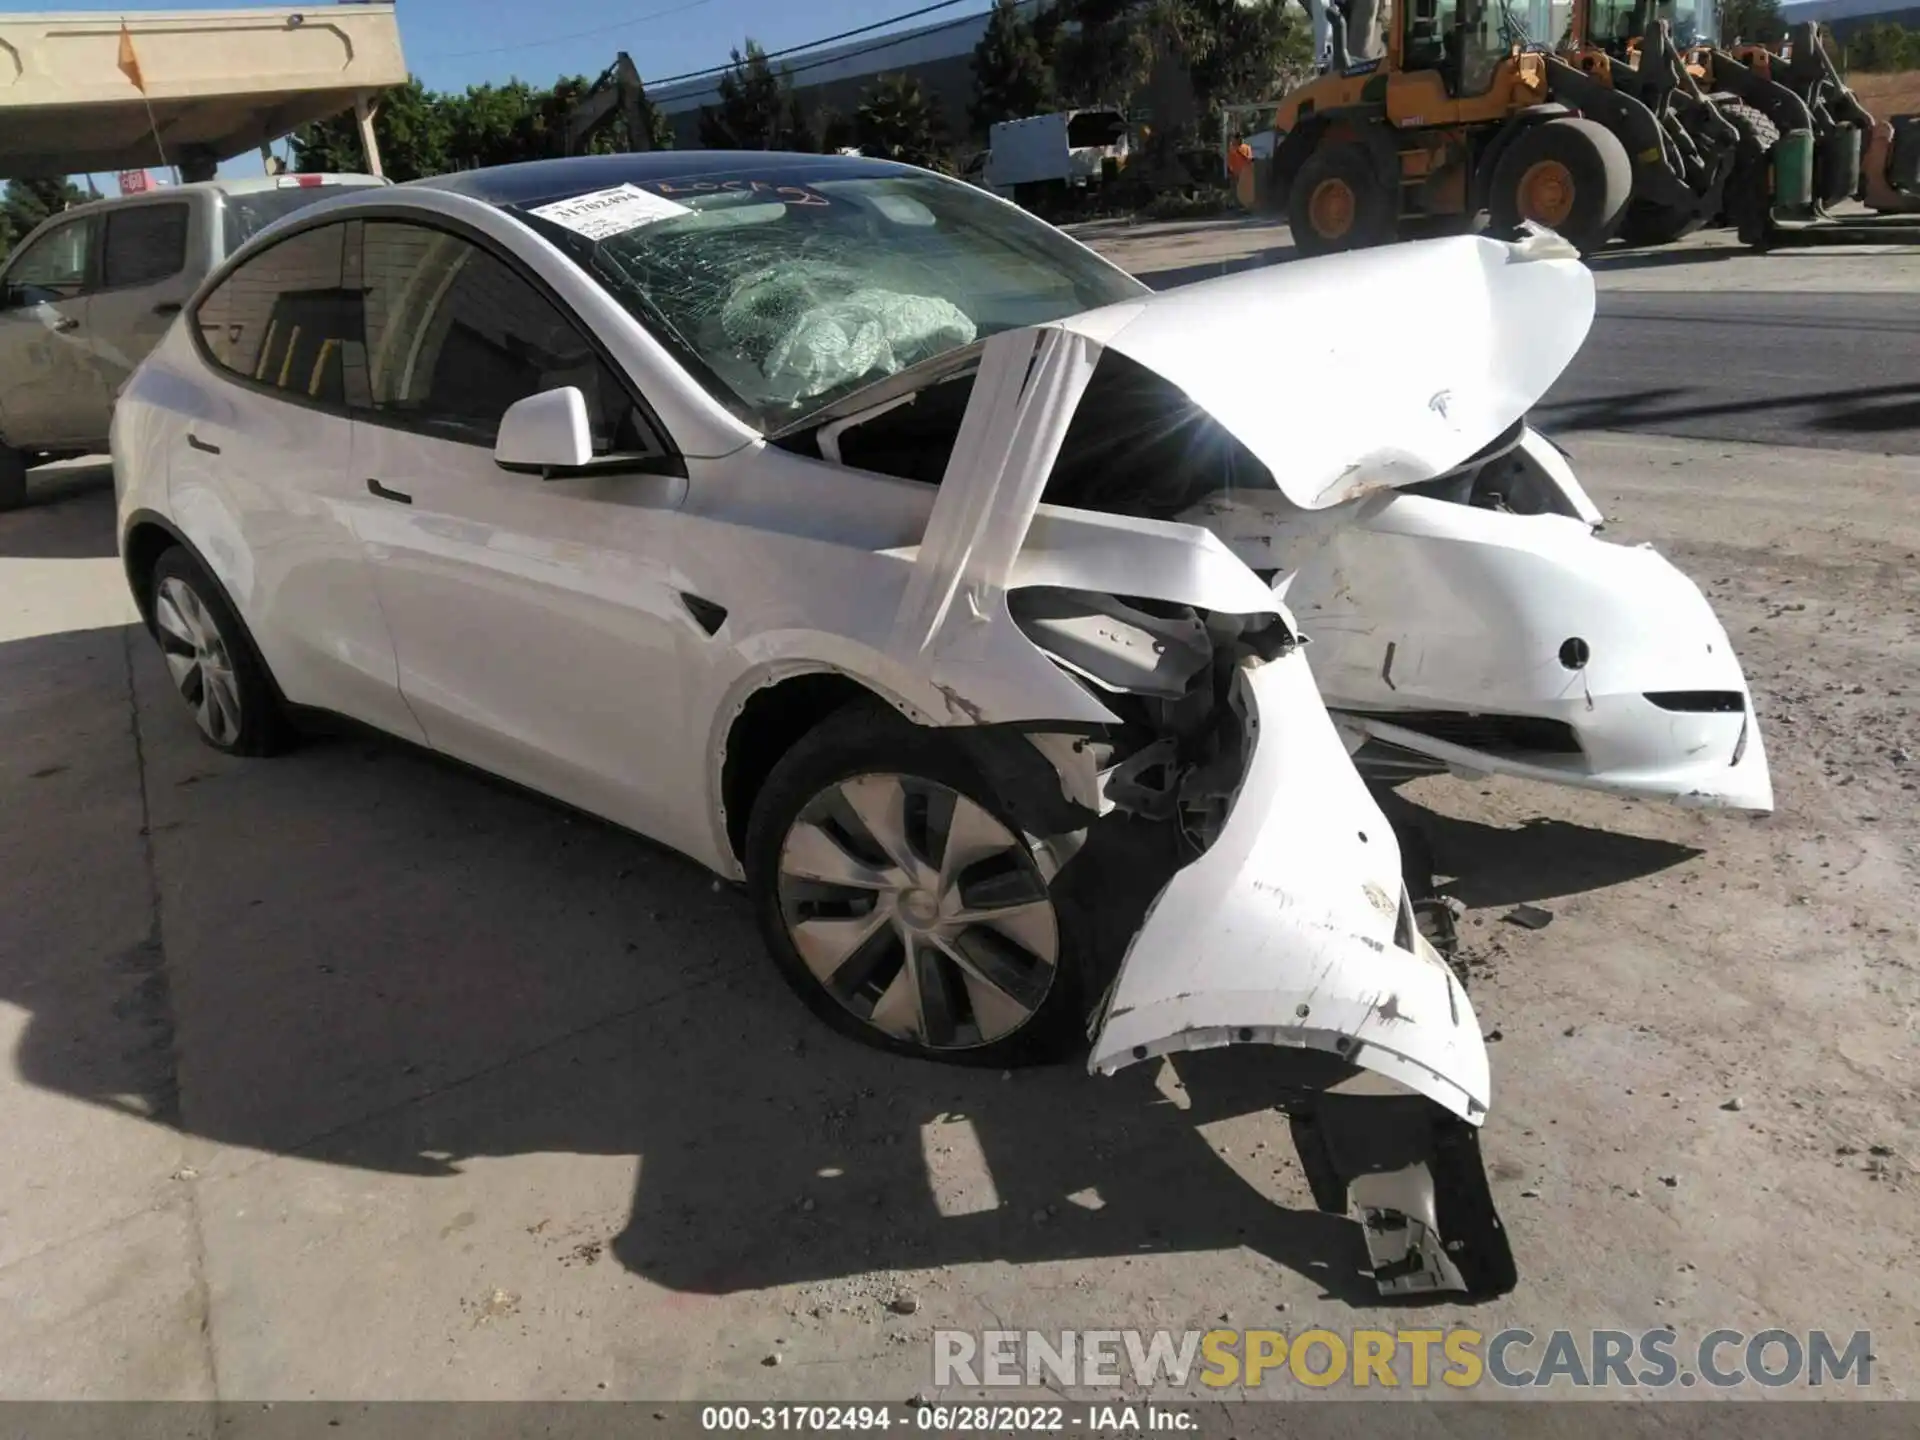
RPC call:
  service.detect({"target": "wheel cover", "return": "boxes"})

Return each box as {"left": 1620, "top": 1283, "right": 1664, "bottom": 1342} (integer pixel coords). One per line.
{"left": 1308, "top": 177, "right": 1357, "bottom": 239}
{"left": 1518, "top": 159, "right": 1576, "bottom": 229}
{"left": 155, "top": 576, "right": 243, "bottom": 746}
{"left": 775, "top": 773, "right": 1060, "bottom": 1052}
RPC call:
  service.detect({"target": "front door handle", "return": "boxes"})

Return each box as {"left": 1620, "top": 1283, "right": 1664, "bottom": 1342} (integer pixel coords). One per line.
{"left": 51, "top": 316, "right": 79, "bottom": 333}
{"left": 153, "top": 302, "right": 182, "bottom": 317}
{"left": 186, "top": 432, "right": 221, "bottom": 455}
{"left": 367, "top": 478, "right": 413, "bottom": 505}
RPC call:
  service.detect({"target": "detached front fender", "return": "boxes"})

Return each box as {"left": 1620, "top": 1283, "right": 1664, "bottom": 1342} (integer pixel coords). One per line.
{"left": 1088, "top": 646, "right": 1490, "bottom": 1125}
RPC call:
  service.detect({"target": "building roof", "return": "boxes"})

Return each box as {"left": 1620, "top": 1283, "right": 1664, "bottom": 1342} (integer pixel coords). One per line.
{"left": 1781, "top": 0, "right": 1920, "bottom": 21}
{"left": 0, "top": 4, "right": 404, "bottom": 180}
{"left": 648, "top": 1, "right": 1039, "bottom": 115}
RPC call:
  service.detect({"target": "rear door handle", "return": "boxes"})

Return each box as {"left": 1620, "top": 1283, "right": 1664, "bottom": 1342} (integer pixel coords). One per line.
{"left": 51, "top": 316, "right": 79, "bottom": 333}
{"left": 367, "top": 478, "right": 412, "bottom": 505}
{"left": 153, "top": 302, "right": 182, "bottom": 317}
{"left": 186, "top": 432, "right": 221, "bottom": 455}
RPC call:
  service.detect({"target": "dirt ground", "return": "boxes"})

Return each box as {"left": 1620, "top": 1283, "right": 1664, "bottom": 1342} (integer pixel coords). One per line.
{"left": 1849, "top": 70, "right": 1920, "bottom": 117}
{"left": 0, "top": 235, "right": 1916, "bottom": 1404}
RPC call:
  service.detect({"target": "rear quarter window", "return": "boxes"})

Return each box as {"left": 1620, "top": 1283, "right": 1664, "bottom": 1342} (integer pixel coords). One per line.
{"left": 102, "top": 203, "right": 190, "bottom": 288}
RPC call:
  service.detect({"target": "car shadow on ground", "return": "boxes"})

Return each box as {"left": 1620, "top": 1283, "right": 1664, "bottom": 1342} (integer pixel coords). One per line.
{"left": 1372, "top": 784, "right": 1701, "bottom": 910}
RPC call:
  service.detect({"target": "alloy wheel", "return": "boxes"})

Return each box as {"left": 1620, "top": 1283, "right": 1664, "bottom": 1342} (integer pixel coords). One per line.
{"left": 775, "top": 773, "right": 1060, "bottom": 1052}
{"left": 155, "top": 575, "right": 244, "bottom": 747}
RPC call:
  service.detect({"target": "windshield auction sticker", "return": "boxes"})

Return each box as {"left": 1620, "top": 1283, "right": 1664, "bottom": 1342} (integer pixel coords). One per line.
{"left": 528, "top": 183, "right": 691, "bottom": 240}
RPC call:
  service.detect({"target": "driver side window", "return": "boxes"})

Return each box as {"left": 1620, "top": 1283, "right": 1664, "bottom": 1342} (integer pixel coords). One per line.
{"left": 358, "top": 220, "right": 666, "bottom": 457}
{"left": 3, "top": 218, "right": 94, "bottom": 307}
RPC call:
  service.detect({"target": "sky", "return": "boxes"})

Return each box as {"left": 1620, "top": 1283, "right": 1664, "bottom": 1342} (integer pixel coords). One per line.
{"left": 45, "top": 0, "right": 995, "bottom": 191}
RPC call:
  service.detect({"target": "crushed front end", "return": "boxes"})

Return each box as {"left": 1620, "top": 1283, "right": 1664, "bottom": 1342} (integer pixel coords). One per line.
{"left": 1004, "top": 590, "right": 1514, "bottom": 1300}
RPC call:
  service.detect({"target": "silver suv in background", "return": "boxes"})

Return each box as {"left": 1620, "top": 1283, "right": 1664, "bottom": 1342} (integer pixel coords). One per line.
{"left": 0, "top": 173, "right": 388, "bottom": 509}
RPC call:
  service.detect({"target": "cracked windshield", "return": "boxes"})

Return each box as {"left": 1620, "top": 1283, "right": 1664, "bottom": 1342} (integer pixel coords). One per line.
{"left": 513, "top": 167, "right": 1142, "bottom": 431}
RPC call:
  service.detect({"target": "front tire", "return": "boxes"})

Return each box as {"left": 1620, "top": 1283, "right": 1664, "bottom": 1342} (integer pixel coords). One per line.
{"left": 149, "top": 547, "right": 289, "bottom": 756}
{"left": 1288, "top": 142, "right": 1396, "bottom": 256}
{"left": 744, "top": 704, "right": 1089, "bottom": 1067}
{"left": 1488, "top": 117, "right": 1632, "bottom": 254}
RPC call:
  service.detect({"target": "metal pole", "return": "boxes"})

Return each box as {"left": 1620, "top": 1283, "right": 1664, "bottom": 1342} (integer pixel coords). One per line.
{"left": 354, "top": 95, "right": 385, "bottom": 177}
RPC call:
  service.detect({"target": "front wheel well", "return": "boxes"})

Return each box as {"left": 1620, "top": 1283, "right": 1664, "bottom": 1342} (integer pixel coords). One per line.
{"left": 719, "top": 671, "right": 893, "bottom": 866}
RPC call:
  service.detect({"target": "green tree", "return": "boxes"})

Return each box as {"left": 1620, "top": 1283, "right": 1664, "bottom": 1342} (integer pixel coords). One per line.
{"left": 2, "top": 177, "right": 86, "bottom": 252}
{"left": 1846, "top": 20, "right": 1920, "bottom": 71}
{"left": 854, "top": 73, "right": 947, "bottom": 167}
{"left": 1185, "top": 0, "right": 1313, "bottom": 128}
{"left": 291, "top": 78, "right": 452, "bottom": 180}
{"left": 1051, "top": 0, "right": 1158, "bottom": 106}
{"left": 970, "top": 0, "right": 1056, "bottom": 134}
{"left": 698, "top": 41, "right": 804, "bottom": 149}
{"left": 1718, "top": 0, "right": 1786, "bottom": 44}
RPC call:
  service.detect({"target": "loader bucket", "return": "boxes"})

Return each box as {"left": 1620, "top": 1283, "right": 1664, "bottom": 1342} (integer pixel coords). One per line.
{"left": 1771, "top": 128, "right": 1816, "bottom": 216}
{"left": 1890, "top": 114, "right": 1920, "bottom": 194}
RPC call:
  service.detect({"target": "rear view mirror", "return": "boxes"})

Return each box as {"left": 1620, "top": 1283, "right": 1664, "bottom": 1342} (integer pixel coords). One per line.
{"left": 495, "top": 387, "right": 593, "bottom": 475}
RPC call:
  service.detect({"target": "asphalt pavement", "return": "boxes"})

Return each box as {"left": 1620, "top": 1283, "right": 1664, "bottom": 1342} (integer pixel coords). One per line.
{"left": 1535, "top": 290, "right": 1920, "bottom": 457}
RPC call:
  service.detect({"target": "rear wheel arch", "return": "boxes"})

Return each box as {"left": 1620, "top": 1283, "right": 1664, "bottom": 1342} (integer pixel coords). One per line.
{"left": 122, "top": 513, "right": 190, "bottom": 631}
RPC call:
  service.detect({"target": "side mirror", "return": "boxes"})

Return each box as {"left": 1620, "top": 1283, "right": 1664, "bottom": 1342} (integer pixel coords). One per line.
{"left": 494, "top": 387, "right": 593, "bottom": 475}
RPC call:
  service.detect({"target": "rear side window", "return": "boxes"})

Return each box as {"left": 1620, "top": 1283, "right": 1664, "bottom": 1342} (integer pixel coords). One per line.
{"left": 221, "top": 185, "right": 369, "bottom": 254}
{"left": 192, "top": 223, "right": 364, "bottom": 407}
{"left": 102, "top": 203, "right": 189, "bottom": 288}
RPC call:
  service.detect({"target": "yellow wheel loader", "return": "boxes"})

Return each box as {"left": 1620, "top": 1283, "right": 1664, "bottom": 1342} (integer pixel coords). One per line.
{"left": 1264, "top": 0, "right": 1636, "bottom": 254}
{"left": 1259, "top": 0, "right": 1758, "bottom": 253}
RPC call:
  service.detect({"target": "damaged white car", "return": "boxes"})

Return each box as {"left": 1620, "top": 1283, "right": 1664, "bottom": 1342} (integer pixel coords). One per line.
{"left": 110, "top": 153, "right": 1762, "bottom": 1301}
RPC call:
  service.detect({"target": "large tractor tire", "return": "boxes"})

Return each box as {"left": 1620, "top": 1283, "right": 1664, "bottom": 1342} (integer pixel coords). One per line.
{"left": 0, "top": 443, "right": 27, "bottom": 513}
{"left": 1488, "top": 117, "right": 1633, "bottom": 254}
{"left": 1719, "top": 101, "right": 1782, "bottom": 246}
{"left": 1288, "top": 142, "right": 1396, "bottom": 256}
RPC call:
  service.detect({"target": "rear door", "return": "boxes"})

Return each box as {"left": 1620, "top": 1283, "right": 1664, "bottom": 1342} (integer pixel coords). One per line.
{"left": 0, "top": 214, "right": 111, "bottom": 449}
{"left": 86, "top": 198, "right": 200, "bottom": 401}
{"left": 171, "top": 219, "right": 421, "bottom": 741}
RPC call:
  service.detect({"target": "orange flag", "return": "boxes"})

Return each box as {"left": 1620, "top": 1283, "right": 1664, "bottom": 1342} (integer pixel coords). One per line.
{"left": 117, "top": 22, "right": 146, "bottom": 93}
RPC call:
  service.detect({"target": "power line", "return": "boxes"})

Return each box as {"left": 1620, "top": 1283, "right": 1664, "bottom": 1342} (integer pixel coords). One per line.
{"left": 414, "top": 0, "right": 715, "bottom": 62}
{"left": 640, "top": 0, "right": 990, "bottom": 88}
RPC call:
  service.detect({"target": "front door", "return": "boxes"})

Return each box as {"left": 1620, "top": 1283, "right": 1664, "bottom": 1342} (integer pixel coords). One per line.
{"left": 346, "top": 219, "right": 692, "bottom": 840}
{"left": 0, "top": 215, "right": 110, "bottom": 449}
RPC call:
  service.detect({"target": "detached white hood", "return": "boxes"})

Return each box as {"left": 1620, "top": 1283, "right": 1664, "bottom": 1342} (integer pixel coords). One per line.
{"left": 1057, "top": 229, "right": 1596, "bottom": 511}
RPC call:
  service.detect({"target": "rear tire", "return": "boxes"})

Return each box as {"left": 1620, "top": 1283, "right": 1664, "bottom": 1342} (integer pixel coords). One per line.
{"left": 1288, "top": 142, "right": 1396, "bottom": 256}
{"left": 0, "top": 443, "right": 26, "bottom": 512}
{"left": 1719, "top": 101, "right": 1781, "bottom": 247}
{"left": 1488, "top": 117, "right": 1632, "bottom": 254}
{"left": 1617, "top": 199, "right": 1700, "bottom": 247}
{"left": 149, "top": 546, "right": 290, "bottom": 756}
{"left": 744, "top": 703, "right": 1091, "bottom": 1068}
